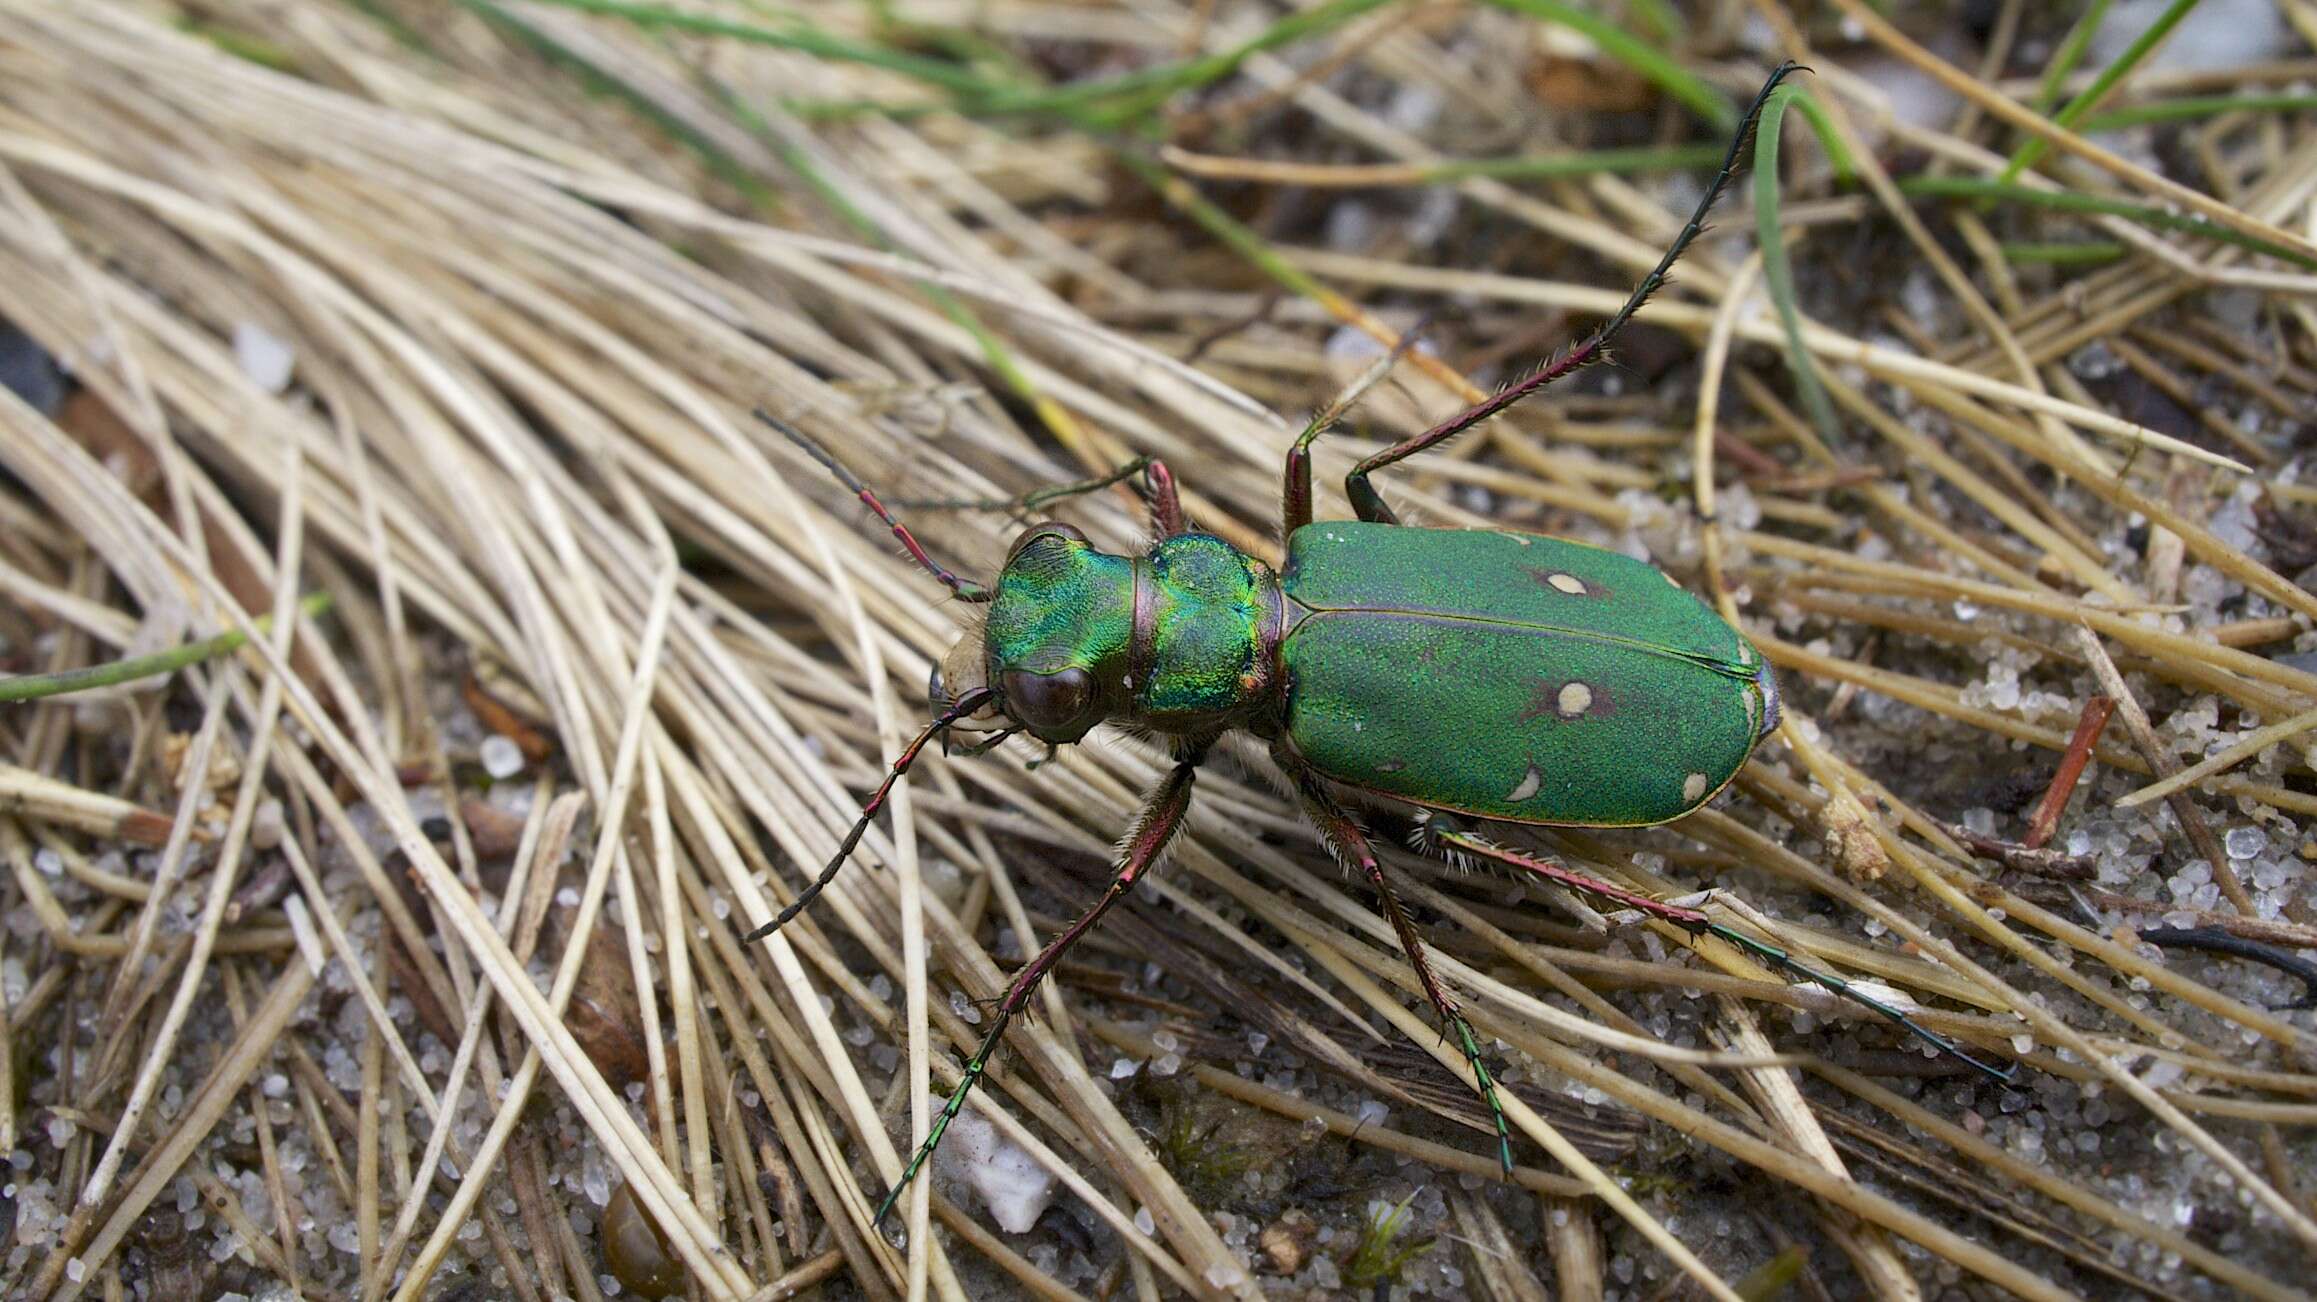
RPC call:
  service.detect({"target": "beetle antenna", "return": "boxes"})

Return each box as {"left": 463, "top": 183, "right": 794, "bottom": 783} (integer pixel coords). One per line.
{"left": 886, "top": 456, "right": 1156, "bottom": 515}
{"left": 1377, "top": 63, "right": 1804, "bottom": 454}
{"left": 1326, "top": 65, "right": 1805, "bottom": 528}
{"left": 756, "top": 410, "right": 995, "bottom": 602}
{"left": 1569, "top": 61, "right": 1803, "bottom": 363}
{"left": 743, "top": 686, "right": 996, "bottom": 942}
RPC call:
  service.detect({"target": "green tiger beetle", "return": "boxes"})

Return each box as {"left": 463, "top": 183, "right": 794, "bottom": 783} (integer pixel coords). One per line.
{"left": 747, "top": 63, "right": 2011, "bottom": 1228}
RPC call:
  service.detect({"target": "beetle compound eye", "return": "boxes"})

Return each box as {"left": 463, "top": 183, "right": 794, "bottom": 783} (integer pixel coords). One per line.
{"left": 1001, "top": 667, "right": 1096, "bottom": 736}
{"left": 1005, "top": 520, "right": 1087, "bottom": 564}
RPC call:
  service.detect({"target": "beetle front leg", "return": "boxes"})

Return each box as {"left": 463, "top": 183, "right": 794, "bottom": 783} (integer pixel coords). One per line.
{"left": 1144, "top": 458, "right": 1184, "bottom": 539}
{"left": 1282, "top": 327, "right": 1431, "bottom": 535}
{"left": 1282, "top": 762, "right": 1516, "bottom": 1177}
{"left": 872, "top": 754, "right": 1202, "bottom": 1227}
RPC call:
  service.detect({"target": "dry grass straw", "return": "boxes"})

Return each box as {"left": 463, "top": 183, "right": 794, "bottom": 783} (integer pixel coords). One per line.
{"left": 2, "top": 1, "right": 2316, "bottom": 1298}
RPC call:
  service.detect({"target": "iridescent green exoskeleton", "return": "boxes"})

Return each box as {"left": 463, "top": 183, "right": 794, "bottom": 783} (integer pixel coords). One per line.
{"left": 746, "top": 64, "right": 2010, "bottom": 1228}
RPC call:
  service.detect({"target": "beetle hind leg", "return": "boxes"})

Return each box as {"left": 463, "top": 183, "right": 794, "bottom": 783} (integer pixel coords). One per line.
{"left": 1283, "top": 765, "right": 1516, "bottom": 1177}
{"left": 1425, "top": 823, "right": 2017, "bottom": 1086}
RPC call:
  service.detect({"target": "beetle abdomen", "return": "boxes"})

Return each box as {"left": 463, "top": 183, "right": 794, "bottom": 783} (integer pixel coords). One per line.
{"left": 1279, "top": 524, "right": 1771, "bottom": 826}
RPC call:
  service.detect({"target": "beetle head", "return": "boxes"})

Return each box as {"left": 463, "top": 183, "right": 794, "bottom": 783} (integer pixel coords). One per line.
{"left": 927, "top": 521, "right": 1131, "bottom": 746}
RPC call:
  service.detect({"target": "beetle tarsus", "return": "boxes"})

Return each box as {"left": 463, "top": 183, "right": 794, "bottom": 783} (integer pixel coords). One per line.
{"left": 1449, "top": 1013, "right": 1517, "bottom": 1178}
{"left": 1286, "top": 766, "right": 1521, "bottom": 1171}
{"left": 867, "top": 759, "right": 1203, "bottom": 1225}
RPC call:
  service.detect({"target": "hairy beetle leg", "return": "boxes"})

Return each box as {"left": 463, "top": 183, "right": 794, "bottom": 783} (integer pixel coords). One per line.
{"left": 1425, "top": 821, "right": 2016, "bottom": 1086}
{"left": 872, "top": 756, "right": 1203, "bottom": 1229}
{"left": 1288, "top": 768, "right": 1517, "bottom": 1177}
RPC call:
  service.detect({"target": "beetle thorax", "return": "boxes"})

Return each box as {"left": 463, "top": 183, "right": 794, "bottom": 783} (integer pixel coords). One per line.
{"left": 1126, "top": 533, "right": 1281, "bottom": 731}
{"left": 971, "top": 527, "right": 1281, "bottom": 744}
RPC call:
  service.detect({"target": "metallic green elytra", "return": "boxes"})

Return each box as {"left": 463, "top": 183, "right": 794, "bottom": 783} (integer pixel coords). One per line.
{"left": 748, "top": 63, "right": 2011, "bottom": 1237}
{"left": 1280, "top": 522, "right": 1776, "bottom": 826}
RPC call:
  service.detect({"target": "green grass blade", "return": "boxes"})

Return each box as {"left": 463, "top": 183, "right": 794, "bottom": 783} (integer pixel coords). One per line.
{"left": 1784, "top": 87, "right": 1858, "bottom": 186}
{"left": 2003, "top": 0, "right": 2201, "bottom": 182}
{"left": 497, "top": 0, "right": 1004, "bottom": 96}
{"left": 0, "top": 593, "right": 334, "bottom": 704}
{"left": 1999, "top": 240, "right": 2127, "bottom": 266}
{"left": 461, "top": 0, "right": 781, "bottom": 201}
{"left": 961, "top": 0, "right": 1398, "bottom": 125}
{"left": 1482, "top": 0, "right": 1735, "bottom": 128}
{"left": 1899, "top": 174, "right": 2317, "bottom": 269}
{"left": 1753, "top": 82, "right": 1839, "bottom": 440}
{"left": 1424, "top": 141, "right": 1724, "bottom": 182}
{"left": 2035, "top": 0, "right": 2116, "bottom": 112}
{"left": 1619, "top": 0, "right": 1684, "bottom": 44}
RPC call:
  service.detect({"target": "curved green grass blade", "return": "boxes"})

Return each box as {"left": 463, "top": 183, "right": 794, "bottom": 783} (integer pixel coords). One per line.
{"left": 1753, "top": 82, "right": 1838, "bottom": 440}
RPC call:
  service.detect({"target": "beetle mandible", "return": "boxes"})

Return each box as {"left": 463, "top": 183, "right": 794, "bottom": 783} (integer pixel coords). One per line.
{"left": 748, "top": 63, "right": 2008, "bottom": 1227}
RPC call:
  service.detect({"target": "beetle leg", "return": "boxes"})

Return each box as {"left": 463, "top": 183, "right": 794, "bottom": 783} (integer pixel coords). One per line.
{"left": 1144, "top": 459, "right": 1185, "bottom": 539}
{"left": 1282, "top": 325, "right": 1433, "bottom": 535}
{"left": 872, "top": 755, "right": 1203, "bottom": 1228}
{"left": 1285, "top": 769, "right": 1517, "bottom": 1177}
{"left": 1338, "top": 64, "right": 1801, "bottom": 527}
{"left": 880, "top": 455, "right": 1187, "bottom": 539}
{"left": 1425, "top": 822, "right": 2017, "bottom": 1086}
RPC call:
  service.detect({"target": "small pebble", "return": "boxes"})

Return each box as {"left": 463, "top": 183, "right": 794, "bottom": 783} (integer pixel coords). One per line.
{"left": 479, "top": 734, "right": 526, "bottom": 780}
{"left": 250, "top": 799, "right": 285, "bottom": 850}
{"left": 940, "top": 1109, "right": 1054, "bottom": 1233}
{"left": 233, "top": 321, "right": 296, "bottom": 392}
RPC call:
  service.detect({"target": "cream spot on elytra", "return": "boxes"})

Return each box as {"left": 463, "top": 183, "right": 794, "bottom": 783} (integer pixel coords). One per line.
{"left": 1546, "top": 572, "right": 1587, "bottom": 595}
{"left": 1557, "top": 682, "right": 1594, "bottom": 717}
{"left": 1506, "top": 765, "right": 1542, "bottom": 803}
{"left": 1682, "top": 772, "right": 1710, "bottom": 803}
